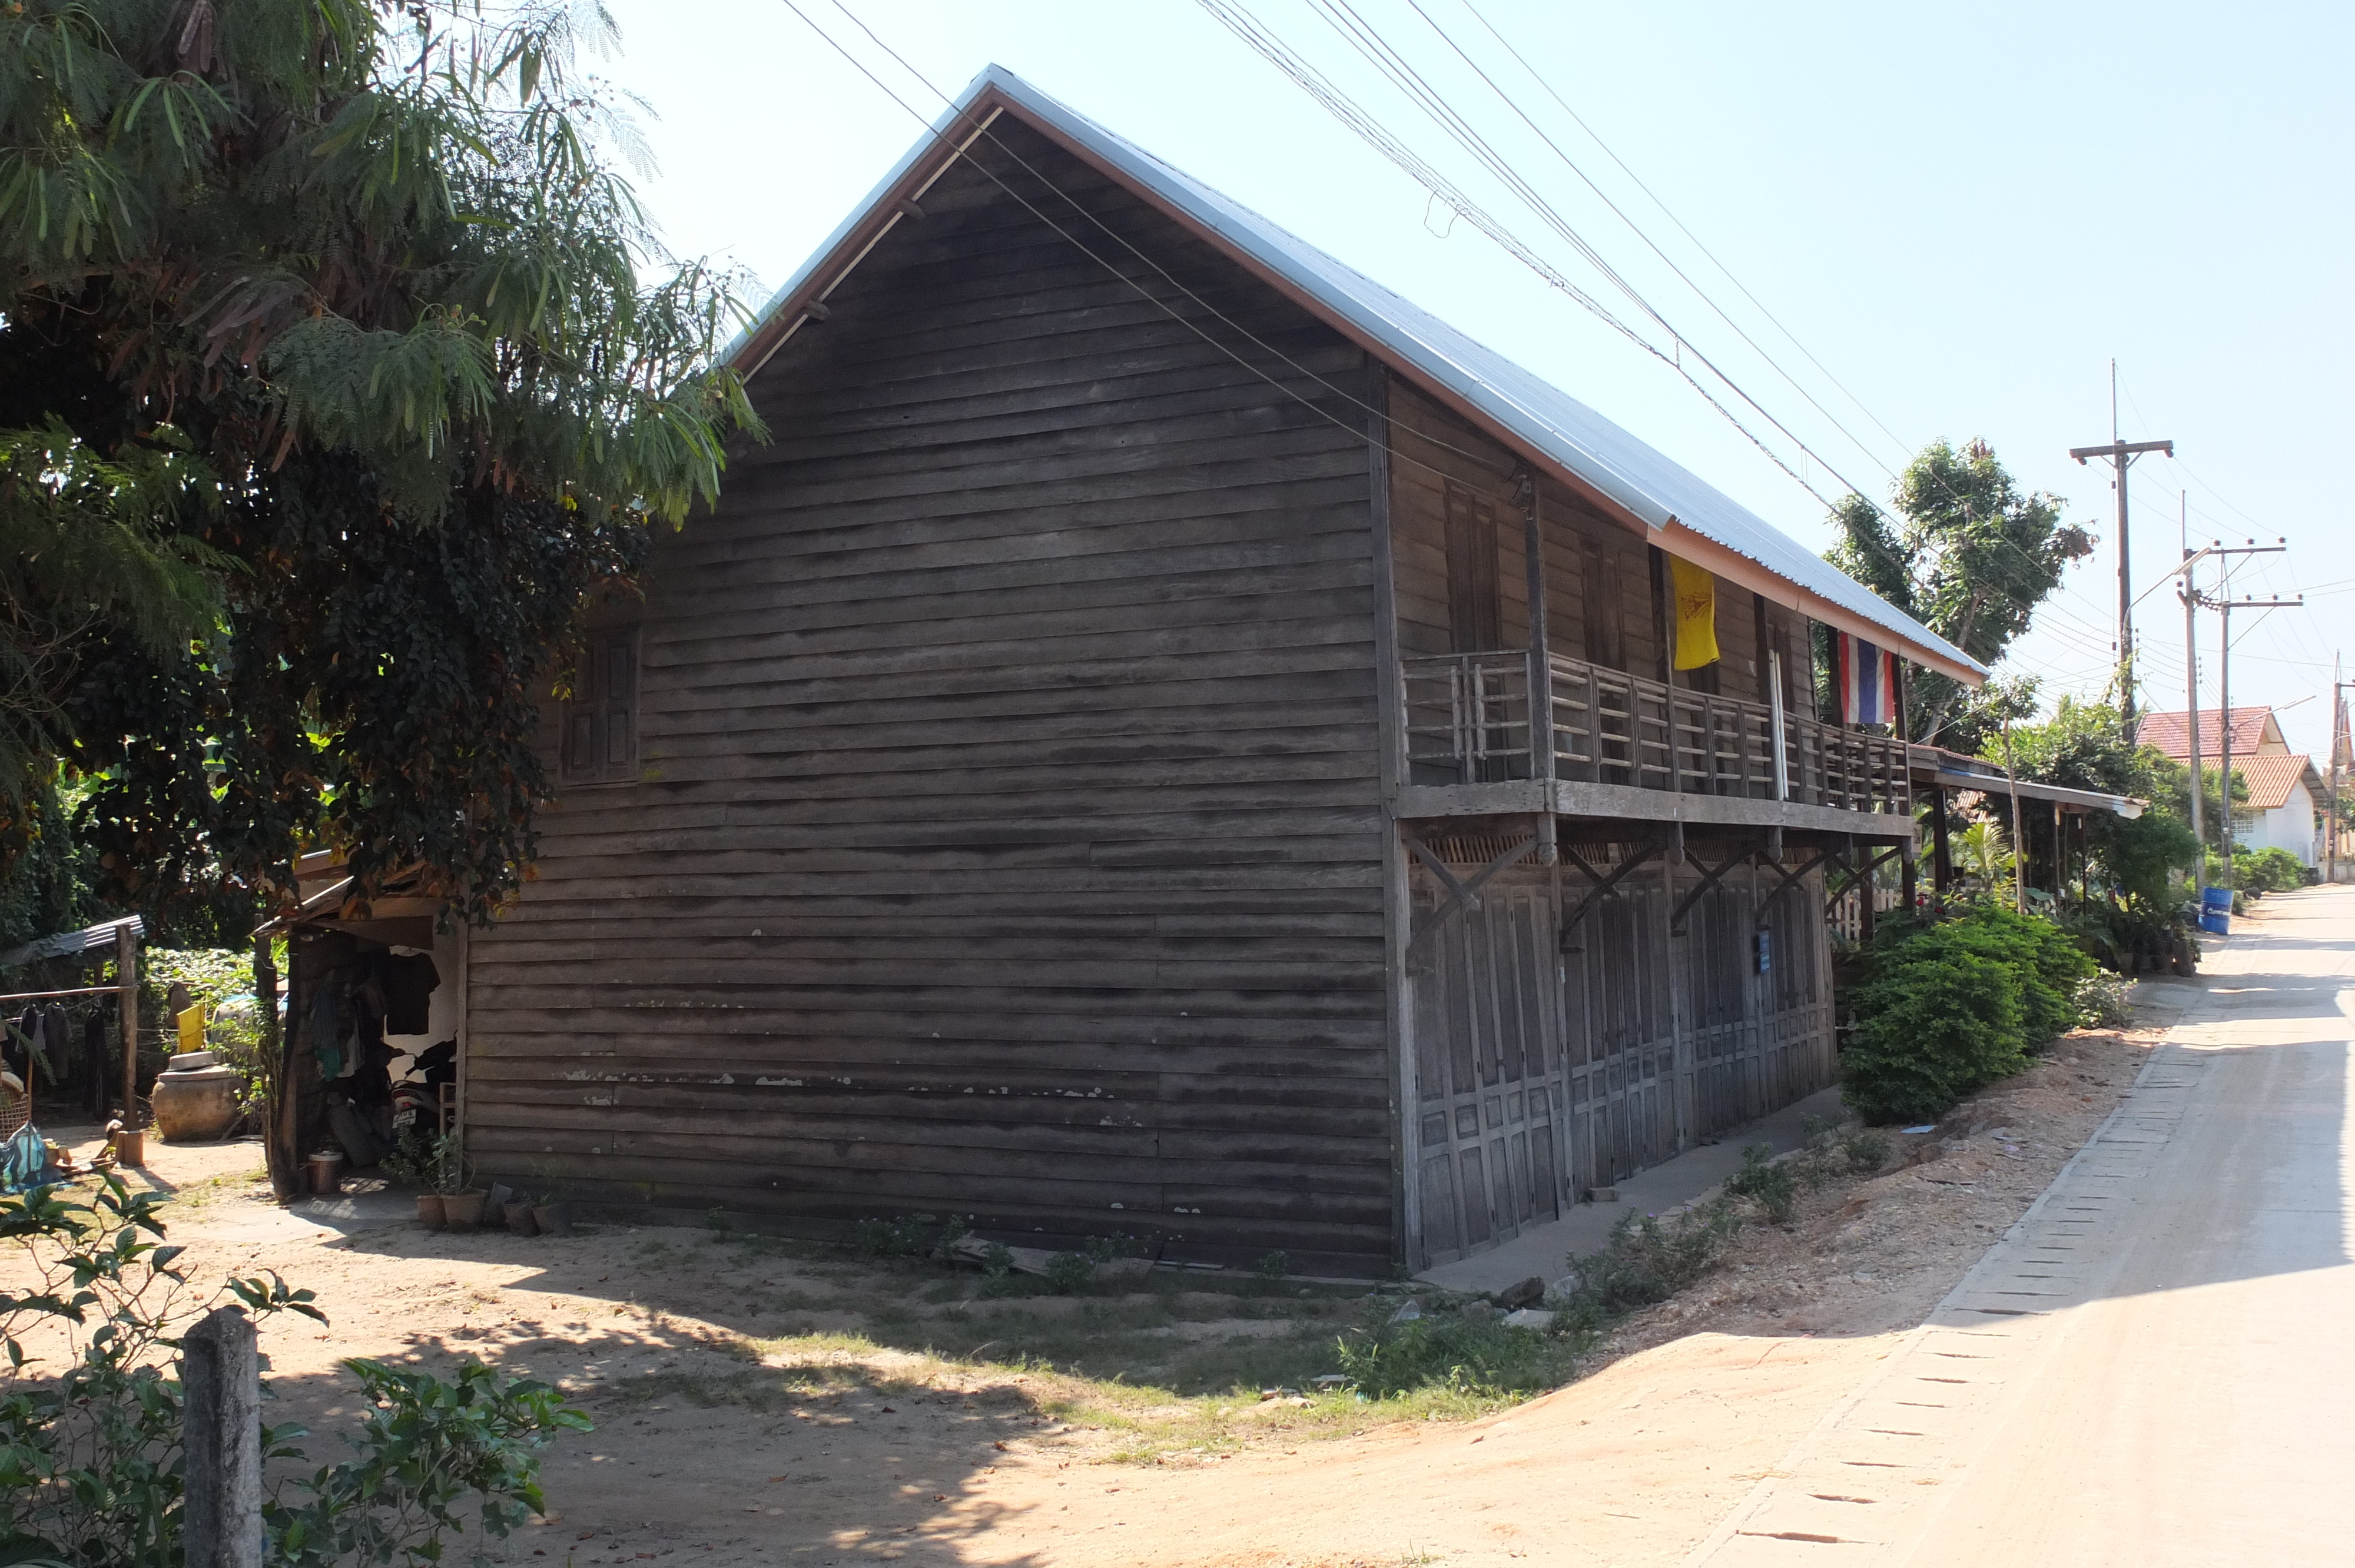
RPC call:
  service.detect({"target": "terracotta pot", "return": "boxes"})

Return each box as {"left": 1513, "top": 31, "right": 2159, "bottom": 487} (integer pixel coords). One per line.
{"left": 151, "top": 1052, "right": 242, "bottom": 1143}
{"left": 306, "top": 1152, "right": 346, "bottom": 1195}
{"left": 533, "top": 1202, "right": 573, "bottom": 1237}
{"left": 442, "top": 1191, "right": 487, "bottom": 1233}
{"left": 416, "top": 1194, "right": 447, "bottom": 1231}
{"left": 505, "top": 1202, "right": 540, "bottom": 1237}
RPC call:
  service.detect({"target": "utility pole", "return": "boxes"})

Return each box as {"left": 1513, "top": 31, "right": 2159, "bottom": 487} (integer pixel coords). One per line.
{"left": 2332, "top": 663, "right": 2352, "bottom": 885}
{"left": 2071, "top": 388, "right": 2173, "bottom": 736}
{"left": 2204, "top": 558, "right": 2298, "bottom": 889}
{"left": 2183, "top": 542, "right": 2204, "bottom": 894}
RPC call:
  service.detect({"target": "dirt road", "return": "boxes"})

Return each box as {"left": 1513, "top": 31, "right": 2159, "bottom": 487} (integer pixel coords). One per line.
{"left": 1691, "top": 885, "right": 2355, "bottom": 1566}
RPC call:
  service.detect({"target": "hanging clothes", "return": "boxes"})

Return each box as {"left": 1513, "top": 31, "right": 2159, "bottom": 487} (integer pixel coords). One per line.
{"left": 380, "top": 952, "right": 440, "bottom": 1036}
{"left": 1667, "top": 557, "right": 1722, "bottom": 671}
{"left": 1837, "top": 632, "right": 1898, "bottom": 726}
{"left": 83, "top": 1007, "right": 110, "bottom": 1118}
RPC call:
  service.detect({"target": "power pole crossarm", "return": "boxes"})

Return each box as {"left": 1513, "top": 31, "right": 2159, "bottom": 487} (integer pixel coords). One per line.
{"left": 2068, "top": 437, "right": 2175, "bottom": 737}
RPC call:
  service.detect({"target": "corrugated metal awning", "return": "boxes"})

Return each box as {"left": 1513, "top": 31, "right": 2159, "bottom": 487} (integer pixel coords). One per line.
{"left": 0, "top": 914, "right": 144, "bottom": 970}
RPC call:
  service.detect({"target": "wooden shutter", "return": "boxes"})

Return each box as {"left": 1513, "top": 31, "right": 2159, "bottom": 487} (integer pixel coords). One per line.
{"left": 1444, "top": 482, "right": 1502, "bottom": 653}
{"left": 564, "top": 629, "right": 638, "bottom": 782}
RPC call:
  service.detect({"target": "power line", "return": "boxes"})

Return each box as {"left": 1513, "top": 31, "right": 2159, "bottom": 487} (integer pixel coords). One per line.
{"left": 1455, "top": 0, "right": 1919, "bottom": 468}
{"left": 1195, "top": 0, "right": 1861, "bottom": 509}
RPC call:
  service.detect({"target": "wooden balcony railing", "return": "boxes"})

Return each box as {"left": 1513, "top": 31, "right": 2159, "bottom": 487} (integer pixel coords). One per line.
{"left": 1402, "top": 650, "right": 1910, "bottom": 816}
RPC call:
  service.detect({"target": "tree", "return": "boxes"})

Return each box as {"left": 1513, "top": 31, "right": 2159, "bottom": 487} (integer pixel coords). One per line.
{"left": 1992, "top": 695, "right": 2200, "bottom": 915}
{"left": 1827, "top": 440, "right": 2092, "bottom": 752}
{"left": 0, "top": 0, "right": 763, "bottom": 929}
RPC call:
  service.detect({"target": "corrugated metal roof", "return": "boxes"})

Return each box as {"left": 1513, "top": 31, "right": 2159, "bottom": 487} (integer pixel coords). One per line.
{"left": 0, "top": 915, "right": 142, "bottom": 971}
{"left": 732, "top": 65, "right": 1984, "bottom": 680}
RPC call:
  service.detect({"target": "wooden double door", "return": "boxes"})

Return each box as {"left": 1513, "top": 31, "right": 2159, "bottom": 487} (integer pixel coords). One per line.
{"left": 1407, "top": 862, "right": 1680, "bottom": 1265}
{"left": 1405, "top": 853, "right": 1829, "bottom": 1266}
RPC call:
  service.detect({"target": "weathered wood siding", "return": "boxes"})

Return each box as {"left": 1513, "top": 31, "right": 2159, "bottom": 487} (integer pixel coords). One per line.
{"left": 465, "top": 119, "right": 1394, "bottom": 1269}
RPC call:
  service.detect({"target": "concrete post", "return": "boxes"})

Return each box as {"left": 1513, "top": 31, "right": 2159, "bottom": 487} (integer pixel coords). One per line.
{"left": 182, "top": 1306, "right": 262, "bottom": 1568}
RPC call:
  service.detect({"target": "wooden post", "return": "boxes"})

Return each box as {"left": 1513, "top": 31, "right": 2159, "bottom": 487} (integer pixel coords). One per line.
{"left": 182, "top": 1306, "right": 262, "bottom": 1568}
{"left": 1521, "top": 470, "right": 1557, "bottom": 865}
{"left": 254, "top": 935, "right": 296, "bottom": 1203}
{"left": 1931, "top": 785, "right": 1953, "bottom": 901}
{"left": 115, "top": 922, "right": 138, "bottom": 1142}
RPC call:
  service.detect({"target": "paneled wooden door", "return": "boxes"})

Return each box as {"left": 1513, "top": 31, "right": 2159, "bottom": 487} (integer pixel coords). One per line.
{"left": 1561, "top": 875, "right": 1681, "bottom": 1193}
{"left": 1407, "top": 866, "right": 1570, "bottom": 1265}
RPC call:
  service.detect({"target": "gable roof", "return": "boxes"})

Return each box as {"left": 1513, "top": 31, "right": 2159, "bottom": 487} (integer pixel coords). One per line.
{"left": 2138, "top": 707, "right": 2283, "bottom": 762}
{"left": 728, "top": 65, "right": 1983, "bottom": 686}
{"left": 2234, "top": 752, "right": 2321, "bottom": 812}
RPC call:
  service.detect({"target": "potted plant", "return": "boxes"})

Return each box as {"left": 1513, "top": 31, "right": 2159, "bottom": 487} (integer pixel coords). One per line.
{"left": 436, "top": 1134, "right": 486, "bottom": 1233}
{"left": 504, "top": 1190, "right": 540, "bottom": 1237}
{"left": 384, "top": 1128, "right": 446, "bottom": 1230}
{"left": 532, "top": 1193, "right": 573, "bottom": 1237}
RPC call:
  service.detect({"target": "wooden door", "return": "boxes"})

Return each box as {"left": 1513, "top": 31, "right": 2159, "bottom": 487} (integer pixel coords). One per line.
{"left": 1563, "top": 875, "right": 1680, "bottom": 1192}
{"left": 1408, "top": 867, "right": 1568, "bottom": 1264}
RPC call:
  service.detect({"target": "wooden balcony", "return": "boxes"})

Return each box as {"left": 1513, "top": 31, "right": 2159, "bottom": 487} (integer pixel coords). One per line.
{"left": 1398, "top": 650, "right": 1912, "bottom": 836}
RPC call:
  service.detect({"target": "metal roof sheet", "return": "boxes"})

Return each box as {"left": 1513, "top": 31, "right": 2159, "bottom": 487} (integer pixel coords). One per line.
{"left": 732, "top": 65, "right": 1983, "bottom": 680}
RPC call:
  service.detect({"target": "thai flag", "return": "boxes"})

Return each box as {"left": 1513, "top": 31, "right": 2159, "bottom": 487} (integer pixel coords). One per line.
{"left": 1837, "top": 633, "right": 1897, "bottom": 726}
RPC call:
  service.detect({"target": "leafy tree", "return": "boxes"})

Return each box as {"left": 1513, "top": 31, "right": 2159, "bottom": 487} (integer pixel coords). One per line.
{"left": 1991, "top": 696, "right": 2200, "bottom": 912}
{"left": 1827, "top": 440, "right": 2091, "bottom": 751}
{"left": 0, "top": 0, "right": 764, "bottom": 929}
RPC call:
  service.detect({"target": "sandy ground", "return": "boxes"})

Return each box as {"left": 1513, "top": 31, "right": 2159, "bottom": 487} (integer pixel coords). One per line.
{"left": 7, "top": 1015, "right": 2167, "bottom": 1568}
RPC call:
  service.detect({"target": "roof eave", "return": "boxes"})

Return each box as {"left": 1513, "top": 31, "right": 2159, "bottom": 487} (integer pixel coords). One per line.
{"left": 725, "top": 67, "right": 1987, "bottom": 686}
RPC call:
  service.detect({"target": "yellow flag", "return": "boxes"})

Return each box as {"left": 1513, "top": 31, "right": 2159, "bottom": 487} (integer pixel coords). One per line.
{"left": 1669, "top": 557, "right": 1720, "bottom": 670}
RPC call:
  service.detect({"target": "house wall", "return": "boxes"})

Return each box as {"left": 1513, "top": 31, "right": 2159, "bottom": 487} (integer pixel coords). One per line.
{"left": 2253, "top": 782, "right": 2319, "bottom": 865}
{"left": 463, "top": 118, "right": 1397, "bottom": 1270}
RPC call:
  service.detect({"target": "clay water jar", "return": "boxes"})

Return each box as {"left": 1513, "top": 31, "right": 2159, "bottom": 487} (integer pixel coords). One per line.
{"left": 150, "top": 1051, "right": 241, "bottom": 1143}
{"left": 306, "top": 1151, "right": 346, "bottom": 1195}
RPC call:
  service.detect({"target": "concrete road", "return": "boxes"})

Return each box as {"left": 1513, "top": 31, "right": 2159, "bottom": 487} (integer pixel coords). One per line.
{"left": 1689, "top": 885, "right": 2355, "bottom": 1567}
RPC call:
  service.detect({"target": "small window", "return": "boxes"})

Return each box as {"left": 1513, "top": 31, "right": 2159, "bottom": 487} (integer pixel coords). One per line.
{"left": 563, "top": 627, "right": 638, "bottom": 783}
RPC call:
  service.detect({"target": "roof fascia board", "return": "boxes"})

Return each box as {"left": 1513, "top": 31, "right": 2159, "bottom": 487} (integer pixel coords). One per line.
{"left": 724, "top": 93, "right": 1006, "bottom": 379}
{"left": 1660, "top": 521, "right": 1981, "bottom": 683}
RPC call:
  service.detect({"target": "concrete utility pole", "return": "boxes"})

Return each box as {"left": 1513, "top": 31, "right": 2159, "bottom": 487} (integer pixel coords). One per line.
{"left": 2209, "top": 569, "right": 2300, "bottom": 889}
{"left": 2331, "top": 665, "right": 2352, "bottom": 884}
{"left": 2071, "top": 425, "right": 2175, "bottom": 739}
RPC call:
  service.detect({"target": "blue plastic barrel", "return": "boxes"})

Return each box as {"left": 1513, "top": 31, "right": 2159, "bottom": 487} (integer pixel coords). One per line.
{"left": 2200, "top": 910, "right": 2230, "bottom": 936}
{"left": 2201, "top": 885, "right": 2233, "bottom": 912}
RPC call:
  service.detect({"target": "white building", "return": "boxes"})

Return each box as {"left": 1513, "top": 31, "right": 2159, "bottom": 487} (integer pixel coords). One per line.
{"left": 2140, "top": 706, "right": 2323, "bottom": 867}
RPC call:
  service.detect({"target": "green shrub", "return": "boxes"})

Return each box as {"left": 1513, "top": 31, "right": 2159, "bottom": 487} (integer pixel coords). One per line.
{"left": 1, "top": 1177, "right": 582, "bottom": 1567}
{"left": 1724, "top": 1144, "right": 1799, "bottom": 1224}
{"left": 1331, "top": 1314, "right": 1564, "bottom": 1398}
{"left": 2237, "top": 846, "right": 2307, "bottom": 893}
{"left": 1042, "top": 1251, "right": 1094, "bottom": 1293}
{"left": 1842, "top": 904, "right": 2094, "bottom": 1126}
{"left": 1842, "top": 938, "right": 2024, "bottom": 1126}
{"left": 2075, "top": 971, "right": 2135, "bottom": 1028}
{"left": 1555, "top": 1200, "right": 1743, "bottom": 1332}
{"left": 1841, "top": 1129, "right": 1892, "bottom": 1171}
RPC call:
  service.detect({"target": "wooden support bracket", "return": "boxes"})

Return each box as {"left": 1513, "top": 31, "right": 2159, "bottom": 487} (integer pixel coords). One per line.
{"left": 1825, "top": 846, "right": 1901, "bottom": 913}
{"left": 1754, "top": 849, "right": 1835, "bottom": 931}
{"left": 1407, "top": 834, "right": 1538, "bottom": 955}
{"left": 1669, "top": 851, "right": 1752, "bottom": 936}
{"left": 1558, "top": 842, "right": 1666, "bottom": 951}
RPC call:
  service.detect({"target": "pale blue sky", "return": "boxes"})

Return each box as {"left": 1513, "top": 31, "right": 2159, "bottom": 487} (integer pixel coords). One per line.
{"left": 598, "top": 0, "right": 2355, "bottom": 762}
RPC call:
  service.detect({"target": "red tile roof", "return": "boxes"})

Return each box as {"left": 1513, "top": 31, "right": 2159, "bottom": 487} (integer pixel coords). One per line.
{"left": 2138, "top": 707, "right": 2276, "bottom": 761}
{"left": 2234, "top": 752, "right": 2320, "bottom": 812}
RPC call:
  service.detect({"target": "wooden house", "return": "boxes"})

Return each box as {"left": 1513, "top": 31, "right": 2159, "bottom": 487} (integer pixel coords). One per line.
{"left": 426, "top": 69, "right": 1983, "bottom": 1273}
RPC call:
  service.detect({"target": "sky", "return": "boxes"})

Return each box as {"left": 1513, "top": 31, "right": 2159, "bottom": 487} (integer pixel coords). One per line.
{"left": 590, "top": 0, "right": 2355, "bottom": 763}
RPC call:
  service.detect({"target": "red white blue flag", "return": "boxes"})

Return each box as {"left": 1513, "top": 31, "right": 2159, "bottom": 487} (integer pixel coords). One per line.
{"left": 1837, "top": 633, "right": 1897, "bottom": 726}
